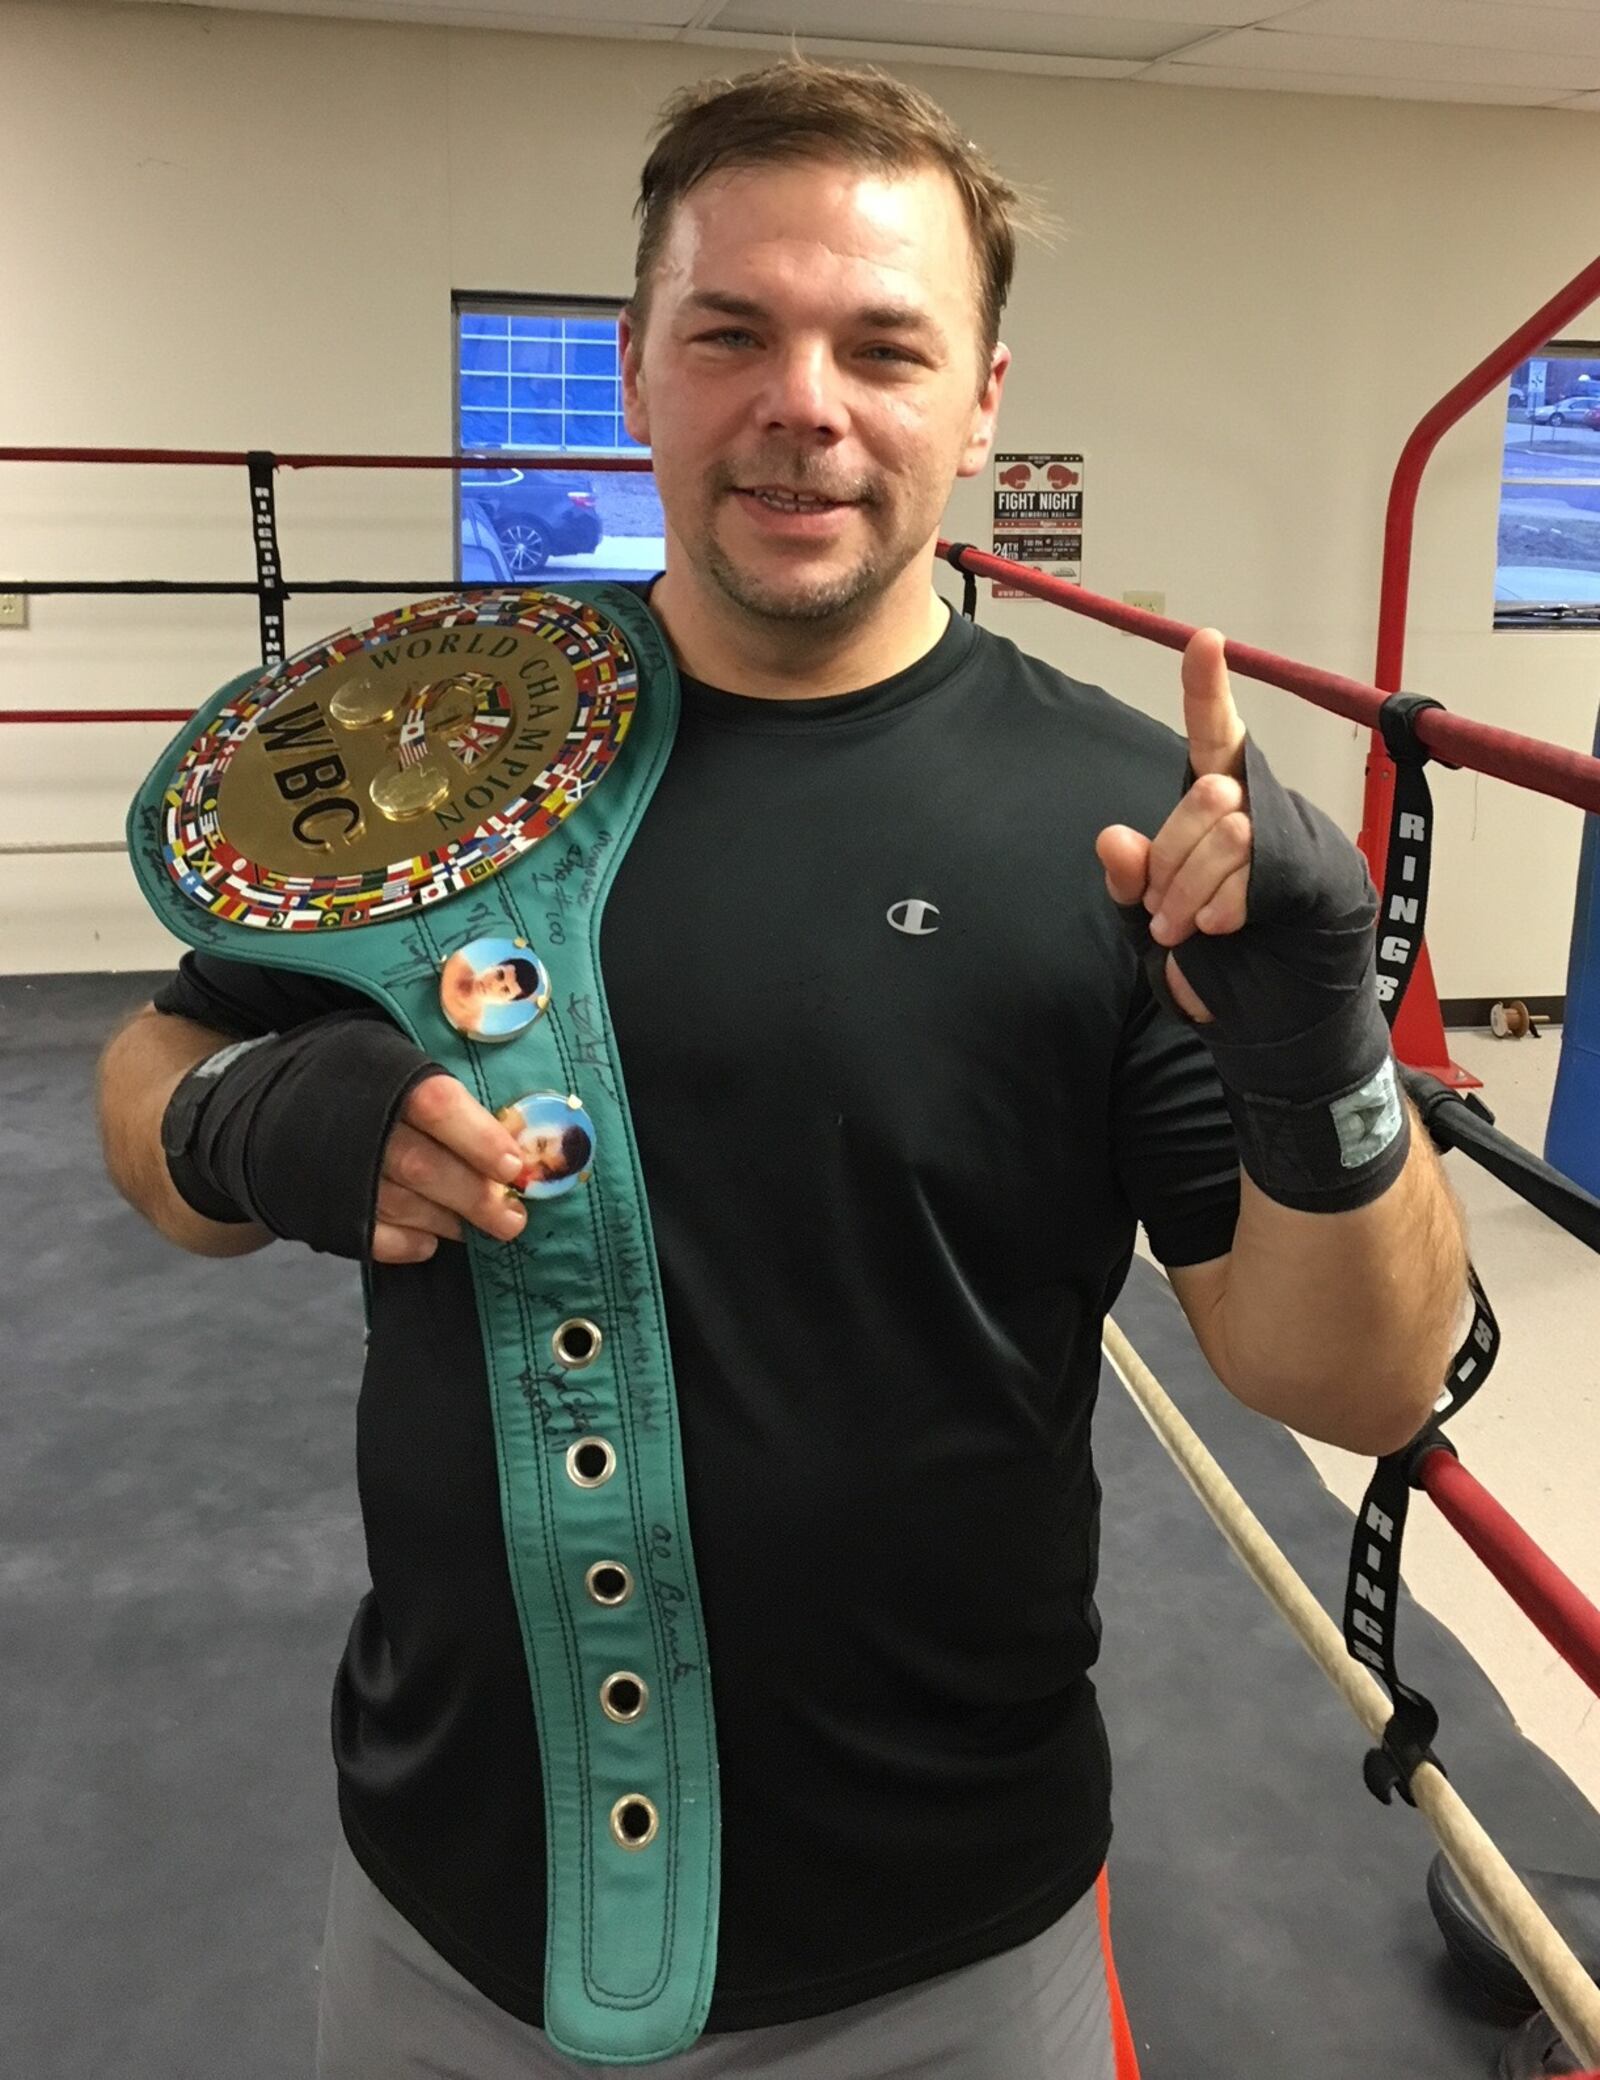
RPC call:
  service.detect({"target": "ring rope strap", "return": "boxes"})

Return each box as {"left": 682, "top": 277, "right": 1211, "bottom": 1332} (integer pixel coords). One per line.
{"left": 1339, "top": 693, "right": 1503, "bottom": 1803}
{"left": 245, "top": 451, "right": 286, "bottom": 667}
{"left": 1399, "top": 1063, "right": 1600, "bottom": 1254}
{"left": 1102, "top": 1316, "right": 1600, "bottom": 2068}
{"left": 943, "top": 542, "right": 981, "bottom": 623}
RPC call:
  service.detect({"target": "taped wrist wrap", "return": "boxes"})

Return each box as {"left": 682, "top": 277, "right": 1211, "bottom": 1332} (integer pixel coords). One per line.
{"left": 1199, "top": 978, "right": 1409, "bottom": 1215}
{"left": 1123, "top": 736, "right": 1411, "bottom": 1215}
{"left": 161, "top": 1011, "right": 445, "bottom": 1256}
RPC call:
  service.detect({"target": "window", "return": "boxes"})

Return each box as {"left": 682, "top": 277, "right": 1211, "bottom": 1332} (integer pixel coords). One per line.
{"left": 1495, "top": 343, "right": 1600, "bottom": 628}
{"left": 454, "top": 296, "right": 665, "bottom": 587}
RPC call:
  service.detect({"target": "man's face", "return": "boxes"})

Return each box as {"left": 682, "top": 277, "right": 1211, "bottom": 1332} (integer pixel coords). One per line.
{"left": 621, "top": 159, "right": 1008, "bottom": 630}
{"left": 518, "top": 1125, "right": 570, "bottom": 1183}
{"left": 477, "top": 962, "right": 524, "bottom": 1005}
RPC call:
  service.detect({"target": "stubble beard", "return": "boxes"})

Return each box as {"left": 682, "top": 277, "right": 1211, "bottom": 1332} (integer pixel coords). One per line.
{"left": 697, "top": 465, "right": 922, "bottom": 630}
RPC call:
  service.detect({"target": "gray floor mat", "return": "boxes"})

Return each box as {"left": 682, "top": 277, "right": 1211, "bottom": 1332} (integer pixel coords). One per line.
{"left": 1096, "top": 1259, "right": 1599, "bottom": 2077}
{"left": 4, "top": 972, "right": 1595, "bottom": 2077}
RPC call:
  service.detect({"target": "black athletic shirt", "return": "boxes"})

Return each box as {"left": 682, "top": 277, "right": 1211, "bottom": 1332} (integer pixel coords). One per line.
{"left": 151, "top": 601, "right": 1241, "bottom": 2032}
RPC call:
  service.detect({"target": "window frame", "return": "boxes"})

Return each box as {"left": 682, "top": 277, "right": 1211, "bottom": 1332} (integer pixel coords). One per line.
{"left": 452, "top": 291, "right": 659, "bottom": 588}
{"left": 1494, "top": 338, "right": 1600, "bottom": 633}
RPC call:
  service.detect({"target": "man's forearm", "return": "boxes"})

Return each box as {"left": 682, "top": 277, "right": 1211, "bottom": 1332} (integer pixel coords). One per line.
{"left": 95, "top": 1007, "right": 273, "bottom": 1259}
{"left": 1215, "top": 1096, "right": 1469, "bottom": 1455}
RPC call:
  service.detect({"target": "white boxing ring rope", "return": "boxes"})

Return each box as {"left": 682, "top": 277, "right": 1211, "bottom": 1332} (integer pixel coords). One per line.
{"left": 0, "top": 841, "right": 128, "bottom": 856}
{"left": 1102, "top": 1316, "right": 1600, "bottom": 2067}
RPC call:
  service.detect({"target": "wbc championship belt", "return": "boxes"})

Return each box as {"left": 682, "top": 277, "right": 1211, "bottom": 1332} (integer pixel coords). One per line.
{"left": 126, "top": 585, "right": 719, "bottom": 2066}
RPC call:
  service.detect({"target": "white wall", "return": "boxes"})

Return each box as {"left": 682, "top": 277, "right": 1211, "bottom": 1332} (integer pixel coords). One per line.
{"left": 2, "top": 0, "right": 1596, "bottom": 992}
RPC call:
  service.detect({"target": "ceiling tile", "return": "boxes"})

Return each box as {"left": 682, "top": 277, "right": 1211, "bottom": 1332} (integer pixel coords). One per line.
{"left": 1143, "top": 60, "right": 1573, "bottom": 104}
{"left": 710, "top": 0, "right": 1217, "bottom": 61}
{"left": 448, "top": 0, "right": 703, "bottom": 17}
{"left": 1161, "top": 24, "right": 1600, "bottom": 88}
{"left": 691, "top": 25, "right": 1143, "bottom": 74}
{"left": 986, "top": 0, "right": 1308, "bottom": 19}
{"left": 127, "top": 0, "right": 710, "bottom": 22}
{"left": 707, "top": 0, "right": 1289, "bottom": 21}
{"left": 181, "top": 0, "right": 708, "bottom": 21}
{"left": 837, "top": 0, "right": 1264, "bottom": 24}
{"left": 452, "top": 0, "right": 705, "bottom": 18}
{"left": 1277, "top": 0, "right": 1600, "bottom": 59}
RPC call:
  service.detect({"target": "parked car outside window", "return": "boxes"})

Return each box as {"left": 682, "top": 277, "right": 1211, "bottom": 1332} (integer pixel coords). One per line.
{"left": 460, "top": 468, "right": 603, "bottom": 578}
{"left": 1531, "top": 394, "right": 1600, "bottom": 426}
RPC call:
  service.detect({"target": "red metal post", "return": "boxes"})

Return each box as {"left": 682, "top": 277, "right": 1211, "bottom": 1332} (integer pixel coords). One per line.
{"left": 1363, "top": 252, "right": 1600, "bottom": 1087}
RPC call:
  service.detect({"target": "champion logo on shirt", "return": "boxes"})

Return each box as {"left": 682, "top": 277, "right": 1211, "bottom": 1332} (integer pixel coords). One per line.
{"left": 887, "top": 899, "right": 940, "bottom": 936}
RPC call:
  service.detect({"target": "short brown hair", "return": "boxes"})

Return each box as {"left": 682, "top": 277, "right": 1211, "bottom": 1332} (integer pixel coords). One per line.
{"left": 630, "top": 58, "right": 1020, "bottom": 376}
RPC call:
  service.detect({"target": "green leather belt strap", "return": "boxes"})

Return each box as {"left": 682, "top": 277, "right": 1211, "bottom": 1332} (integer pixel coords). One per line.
{"left": 126, "top": 584, "right": 720, "bottom": 2065}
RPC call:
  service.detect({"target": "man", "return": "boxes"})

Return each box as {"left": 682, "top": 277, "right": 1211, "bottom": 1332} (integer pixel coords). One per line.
{"left": 499, "top": 1106, "right": 593, "bottom": 1194}
{"left": 438, "top": 950, "right": 548, "bottom": 1036}
{"left": 97, "top": 57, "right": 1469, "bottom": 2080}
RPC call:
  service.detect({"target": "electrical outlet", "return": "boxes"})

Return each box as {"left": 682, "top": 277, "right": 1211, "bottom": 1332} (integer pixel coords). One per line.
{"left": 1122, "top": 590, "right": 1165, "bottom": 617}
{"left": 0, "top": 593, "right": 27, "bottom": 630}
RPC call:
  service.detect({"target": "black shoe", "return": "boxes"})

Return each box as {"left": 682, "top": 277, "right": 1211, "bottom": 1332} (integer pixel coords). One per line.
{"left": 1428, "top": 1852, "right": 1600, "bottom": 2013}
{"left": 1498, "top": 2010, "right": 1584, "bottom": 2077}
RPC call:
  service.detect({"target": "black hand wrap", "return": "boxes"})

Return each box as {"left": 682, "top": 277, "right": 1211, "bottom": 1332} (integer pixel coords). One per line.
{"left": 160, "top": 1009, "right": 447, "bottom": 1257}
{"left": 1118, "top": 736, "right": 1410, "bottom": 1214}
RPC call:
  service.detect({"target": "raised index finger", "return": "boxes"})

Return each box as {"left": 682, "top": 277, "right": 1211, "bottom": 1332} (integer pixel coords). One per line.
{"left": 401, "top": 1070, "right": 525, "bottom": 1183}
{"left": 1181, "top": 627, "right": 1246, "bottom": 782}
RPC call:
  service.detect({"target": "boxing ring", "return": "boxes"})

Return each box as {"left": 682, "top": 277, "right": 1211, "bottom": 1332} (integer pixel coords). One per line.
{"left": 5, "top": 266, "right": 1600, "bottom": 2077}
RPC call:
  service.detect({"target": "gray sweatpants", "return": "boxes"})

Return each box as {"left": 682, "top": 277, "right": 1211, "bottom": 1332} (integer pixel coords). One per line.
{"left": 315, "top": 1833, "right": 1140, "bottom": 2078}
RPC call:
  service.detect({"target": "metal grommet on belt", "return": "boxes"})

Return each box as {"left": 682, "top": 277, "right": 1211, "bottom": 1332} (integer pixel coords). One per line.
{"left": 600, "top": 1672, "right": 649, "bottom": 1723}
{"left": 566, "top": 1436, "right": 616, "bottom": 1488}
{"left": 585, "top": 1561, "right": 634, "bottom": 1606}
{"left": 610, "top": 1795, "right": 659, "bottom": 1851}
{"left": 553, "top": 1317, "right": 603, "bottom": 1369}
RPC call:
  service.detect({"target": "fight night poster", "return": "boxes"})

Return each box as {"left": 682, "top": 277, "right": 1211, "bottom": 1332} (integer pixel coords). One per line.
{"left": 990, "top": 453, "right": 1084, "bottom": 599}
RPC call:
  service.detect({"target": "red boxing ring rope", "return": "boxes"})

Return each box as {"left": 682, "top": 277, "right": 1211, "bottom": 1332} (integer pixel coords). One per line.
{"left": 1417, "top": 1448, "right": 1600, "bottom": 1702}
{"left": 7, "top": 709, "right": 194, "bottom": 725}
{"left": 935, "top": 542, "right": 1600, "bottom": 819}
